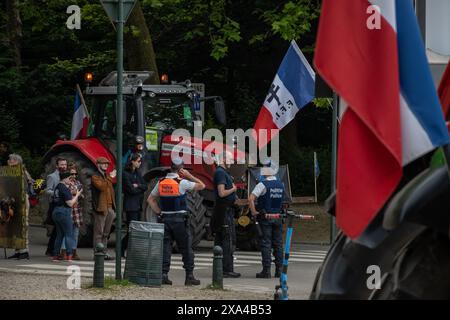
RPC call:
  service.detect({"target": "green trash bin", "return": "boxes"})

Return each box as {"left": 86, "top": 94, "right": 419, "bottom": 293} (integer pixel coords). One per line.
{"left": 124, "top": 221, "right": 164, "bottom": 286}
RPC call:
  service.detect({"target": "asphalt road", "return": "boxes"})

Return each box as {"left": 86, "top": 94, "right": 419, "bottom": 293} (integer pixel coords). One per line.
{"left": 0, "top": 226, "right": 329, "bottom": 299}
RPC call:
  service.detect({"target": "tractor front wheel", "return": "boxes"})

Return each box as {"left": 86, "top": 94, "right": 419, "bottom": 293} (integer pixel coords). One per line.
{"left": 41, "top": 151, "right": 97, "bottom": 248}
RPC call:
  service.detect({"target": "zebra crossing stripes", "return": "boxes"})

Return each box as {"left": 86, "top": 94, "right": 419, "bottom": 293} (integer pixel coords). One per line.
{"left": 9, "top": 249, "right": 326, "bottom": 277}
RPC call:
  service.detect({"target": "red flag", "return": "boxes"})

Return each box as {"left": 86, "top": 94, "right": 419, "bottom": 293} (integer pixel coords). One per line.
{"left": 315, "top": 0, "right": 450, "bottom": 239}
{"left": 314, "top": 0, "right": 402, "bottom": 238}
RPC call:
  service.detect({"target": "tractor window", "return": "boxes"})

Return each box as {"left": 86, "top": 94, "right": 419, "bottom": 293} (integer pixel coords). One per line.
{"left": 143, "top": 96, "right": 194, "bottom": 131}
{"left": 87, "top": 95, "right": 139, "bottom": 144}
{"left": 101, "top": 100, "right": 116, "bottom": 139}
{"left": 124, "top": 98, "right": 138, "bottom": 148}
{"left": 87, "top": 96, "right": 117, "bottom": 140}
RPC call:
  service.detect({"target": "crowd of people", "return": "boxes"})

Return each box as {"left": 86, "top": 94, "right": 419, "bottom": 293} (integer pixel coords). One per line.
{"left": 1, "top": 138, "right": 287, "bottom": 285}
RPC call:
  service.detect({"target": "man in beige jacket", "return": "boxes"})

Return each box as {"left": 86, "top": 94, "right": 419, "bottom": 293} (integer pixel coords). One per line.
{"left": 91, "top": 157, "right": 116, "bottom": 259}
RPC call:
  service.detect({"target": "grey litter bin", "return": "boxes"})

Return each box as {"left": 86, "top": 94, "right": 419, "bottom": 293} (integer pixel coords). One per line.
{"left": 124, "top": 221, "right": 164, "bottom": 286}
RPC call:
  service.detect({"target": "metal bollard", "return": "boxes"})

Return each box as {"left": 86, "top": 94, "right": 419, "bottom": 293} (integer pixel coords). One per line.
{"left": 212, "top": 246, "right": 223, "bottom": 289}
{"left": 93, "top": 243, "right": 105, "bottom": 288}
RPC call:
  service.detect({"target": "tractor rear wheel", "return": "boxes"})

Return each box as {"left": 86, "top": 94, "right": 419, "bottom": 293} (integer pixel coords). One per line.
{"left": 187, "top": 190, "right": 208, "bottom": 248}
{"left": 41, "top": 151, "right": 97, "bottom": 248}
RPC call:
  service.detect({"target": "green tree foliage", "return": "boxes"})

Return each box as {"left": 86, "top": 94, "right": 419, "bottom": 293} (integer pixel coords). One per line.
{"left": 0, "top": 0, "right": 331, "bottom": 197}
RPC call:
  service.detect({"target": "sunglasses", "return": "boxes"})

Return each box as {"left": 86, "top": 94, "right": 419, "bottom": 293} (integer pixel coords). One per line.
{"left": 70, "top": 173, "right": 77, "bottom": 176}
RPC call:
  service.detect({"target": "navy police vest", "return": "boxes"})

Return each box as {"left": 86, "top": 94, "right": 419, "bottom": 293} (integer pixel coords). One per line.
{"left": 256, "top": 179, "right": 285, "bottom": 214}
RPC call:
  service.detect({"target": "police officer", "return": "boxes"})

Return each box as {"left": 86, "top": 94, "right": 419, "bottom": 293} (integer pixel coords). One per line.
{"left": 248, "top": 162, "right": 285, "bottom": 278}
{"left": 147, "top": 158, "right": 205, "bottom": 286}
{"left": 212, "top": 151, "right": 241, "bottom": 278}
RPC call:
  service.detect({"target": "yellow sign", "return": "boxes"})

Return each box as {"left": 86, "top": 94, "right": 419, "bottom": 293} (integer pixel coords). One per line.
{"left": 146, "top": 127, "right": 158, "bottom": 151}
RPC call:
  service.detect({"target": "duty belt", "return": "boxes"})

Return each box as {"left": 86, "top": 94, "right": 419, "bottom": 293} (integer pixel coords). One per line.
{"left": 161, "top": 211, "right": 189, "bottom": 221}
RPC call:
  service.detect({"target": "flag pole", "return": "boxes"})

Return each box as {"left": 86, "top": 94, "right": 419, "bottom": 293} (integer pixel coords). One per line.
{"left": 76, "top": 83, "right": 90, "bottom": 119}
{"left": 314, "top": 152, "right": 318, "bottom": 203}
{"left": 330, "top": 93, "right": 338, "bottom": 244}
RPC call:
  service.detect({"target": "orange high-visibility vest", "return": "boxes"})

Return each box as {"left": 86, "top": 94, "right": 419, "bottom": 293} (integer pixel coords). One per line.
{"left": 158, "top": 178, "right": 187, "bottom": 212}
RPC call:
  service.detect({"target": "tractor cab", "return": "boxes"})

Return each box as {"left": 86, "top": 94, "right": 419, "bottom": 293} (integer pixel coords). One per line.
{"left": 85, "top": 71, "right": 226, "bottom": 177}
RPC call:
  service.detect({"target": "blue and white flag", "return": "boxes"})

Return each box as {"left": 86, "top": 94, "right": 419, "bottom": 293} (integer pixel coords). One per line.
{"left": 314, "top": 152, "right": 320, "bottom": 179}
{"left": 254, "top": 40, "right": 315, "bottom": 148}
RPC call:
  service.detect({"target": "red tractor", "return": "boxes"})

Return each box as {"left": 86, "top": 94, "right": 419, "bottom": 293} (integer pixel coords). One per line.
{"left": 41, "top": 71, "right": 257, "bottom": 248}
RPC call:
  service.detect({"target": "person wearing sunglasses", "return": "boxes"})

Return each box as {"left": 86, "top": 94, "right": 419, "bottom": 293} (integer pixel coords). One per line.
{"left": 59, "top": 163, "right": 84, "bottom": 260}
{"left": 121, "top": 153, "right": 147, "bottom": 257}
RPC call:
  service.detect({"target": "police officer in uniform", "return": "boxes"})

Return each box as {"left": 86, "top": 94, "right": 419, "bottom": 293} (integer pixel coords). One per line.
{"left": 249, "top": 163, "right": 285, "bottom": 278}
{"left": 147, "top": 158, "right": 205, "bottom": 285}
{"left": 212, "top": 151, "right": 241, "bottom": 278}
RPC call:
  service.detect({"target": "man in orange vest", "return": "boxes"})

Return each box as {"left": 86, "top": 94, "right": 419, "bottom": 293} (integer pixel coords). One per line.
{"left": 147, "top": 158, "right": 205, "bottom": 286}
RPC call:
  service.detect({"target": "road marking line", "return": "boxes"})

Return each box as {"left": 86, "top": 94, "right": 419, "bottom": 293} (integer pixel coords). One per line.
{"left": 224, "top": 284, "right": 273, "bottom": 293}
{"left": 17, "top": 264, "right": 193, "bottom": 271}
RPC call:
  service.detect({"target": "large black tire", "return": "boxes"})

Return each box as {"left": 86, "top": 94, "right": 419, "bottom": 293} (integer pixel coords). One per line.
{"left": 310, "top": 224, "right": 450, "bottom": 300}
{"left": 187, "top": 190, "right": 208, "bottom": 248}
{"left": 368, "top": 229, "right": 450, "bottom": 300}
{"left": 143, "top": 178, "right": 208, "bottom": 248}
{"left": 41, "top": 152, "right": 97, "bottom": 247}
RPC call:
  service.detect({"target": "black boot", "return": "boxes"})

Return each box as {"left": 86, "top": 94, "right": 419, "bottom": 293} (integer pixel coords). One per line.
{"left": 162, "top": 273, "right": 172, "bottom": 285}
{"left": 256, "top": 267, "right": 271, "bottom": 278}
{"left": 7, "top": 252, "right": 20, "bottom": 259}
{"left": 185, "top": 272, "right": 201, "bottom": 286}
{"left": 17, "top": 252, "right": 30, "bottom": 260}
{"left": 274, "top": 267, "right": 282, "bottom": 278}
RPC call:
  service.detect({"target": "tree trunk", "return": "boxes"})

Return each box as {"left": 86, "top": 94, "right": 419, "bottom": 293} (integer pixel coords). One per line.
{"left": 124, "top": 2, "right": 159, "bottom": 84}
{"left": 6, "top": 0, "right": 22, "bottom": 67}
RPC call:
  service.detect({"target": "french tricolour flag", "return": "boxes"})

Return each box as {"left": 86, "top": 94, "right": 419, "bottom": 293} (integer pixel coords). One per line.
{"left": 254, "top": 40, "right": 315, "bottom": 148}
{"left": 70, "top": 86, "right": 89, "bottom": 140}
{"left": 315, "top": 0, "right": 450, "bottom": 238}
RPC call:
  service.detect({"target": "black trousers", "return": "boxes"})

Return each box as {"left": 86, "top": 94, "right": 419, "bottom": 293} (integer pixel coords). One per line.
{"left": 160, "top": 214, "right": 195, "bottom": 274}
{"left": 45, "top": 202, "right": 56, "bottom": 253}
{"left": 121, "top": 210, "right": 141, "bottom": 254}
{"left": 46, "top": 227, "right": 57, "bottom": 253}
{"left": 214, "top": 208, "right": 236, "bottom": 273}
{"left": 259, "top": 219, "right": 283, "bottom": 269}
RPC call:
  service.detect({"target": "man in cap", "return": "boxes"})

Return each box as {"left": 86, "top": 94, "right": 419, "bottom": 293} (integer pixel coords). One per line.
{"left": 248, "top": 160, "right": 285, "bottom": 278}
{"left": 147, "top": 158, "right": 205, "bottom": 286}
{"left": 122, "top": 135, "right": 145, "bottom": 167}
{"left": 91, "top": 156, "right": 116, "bottom": 259}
